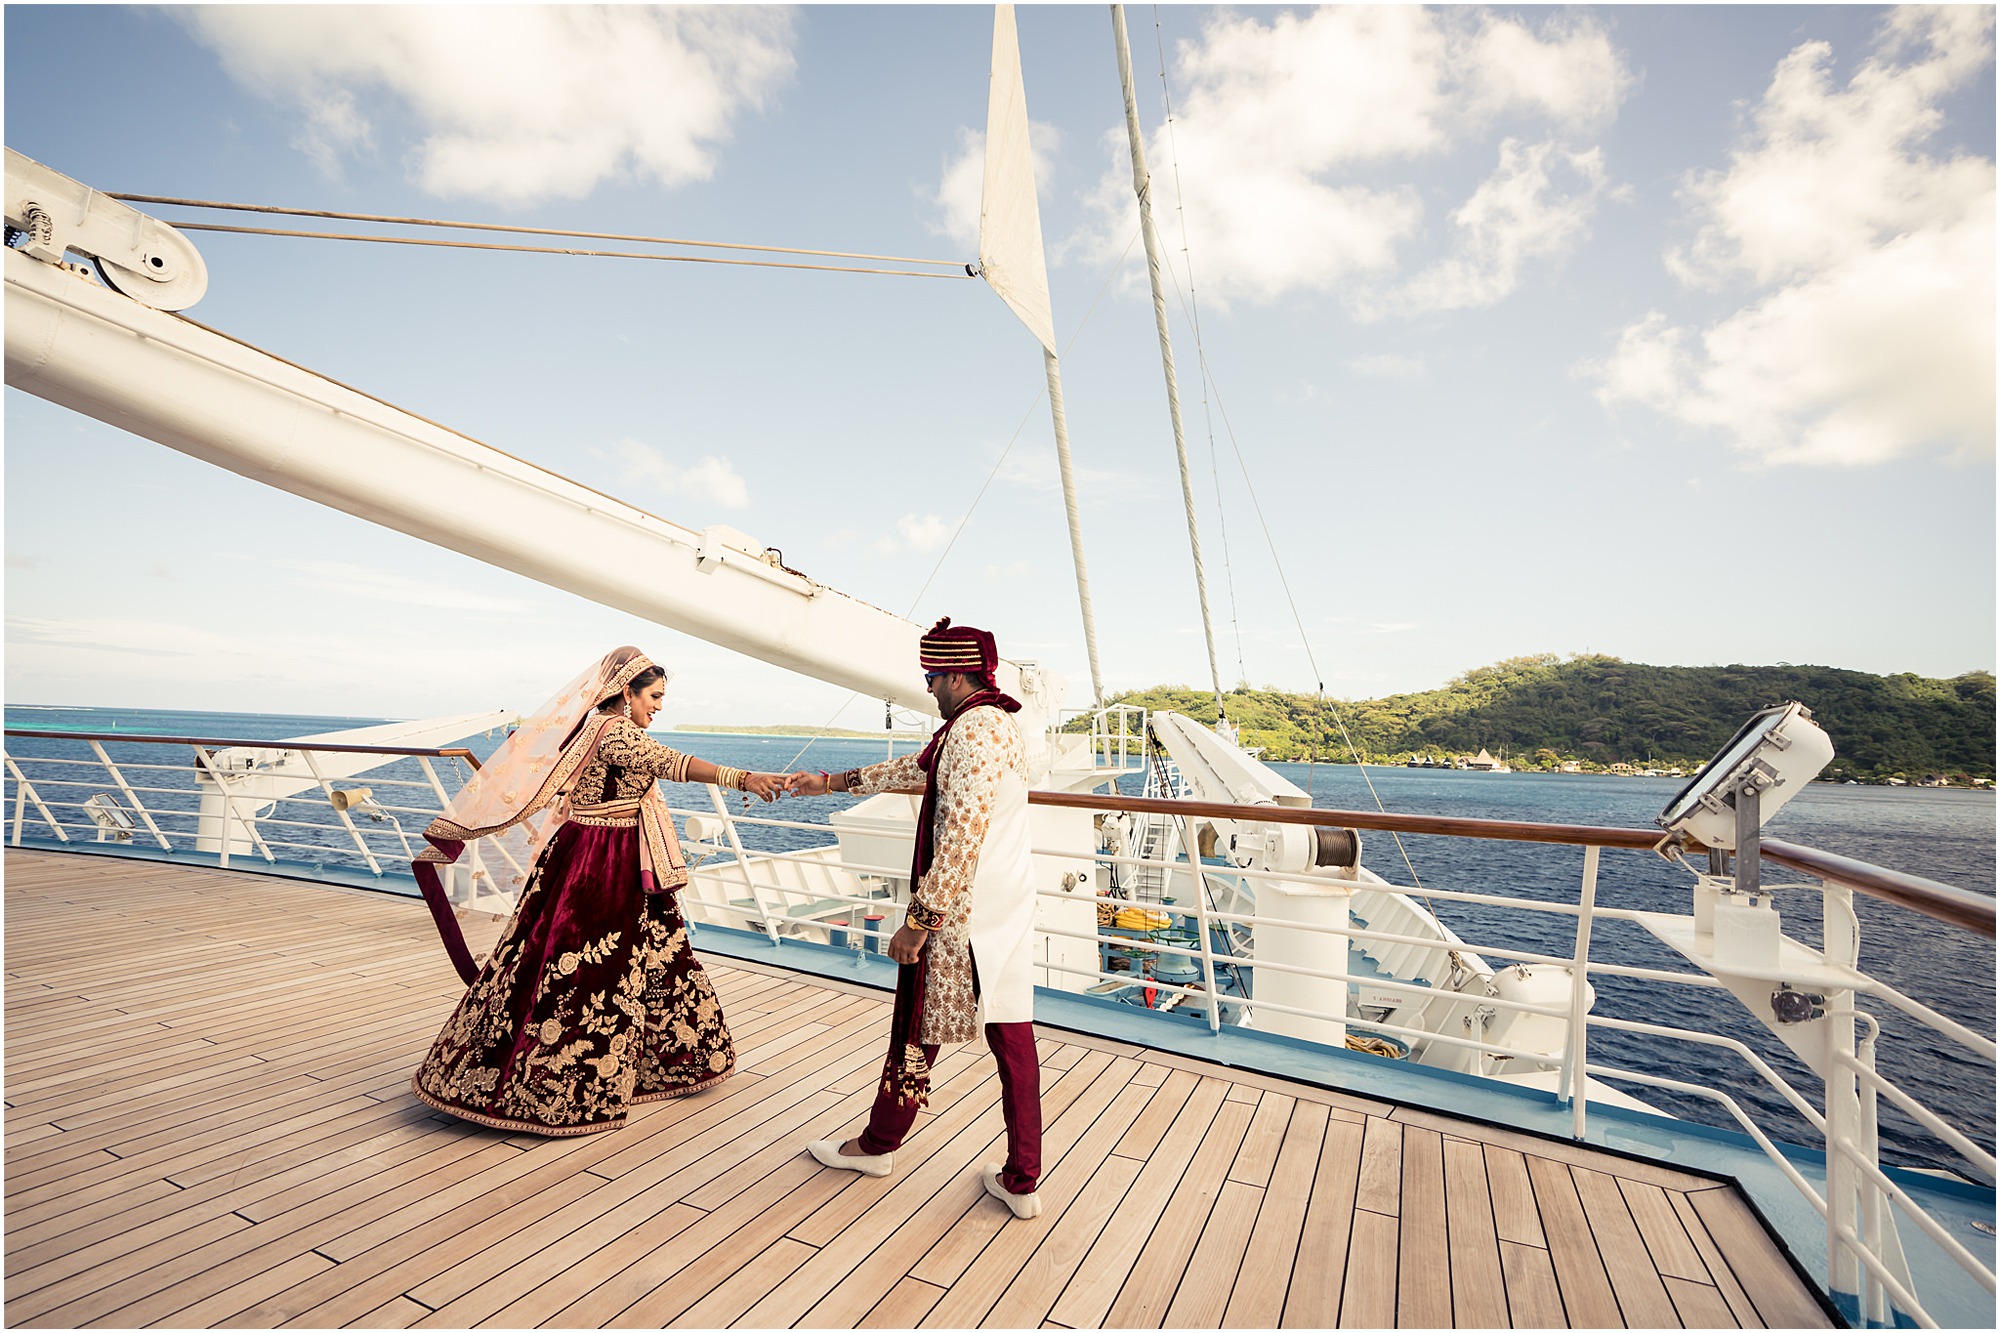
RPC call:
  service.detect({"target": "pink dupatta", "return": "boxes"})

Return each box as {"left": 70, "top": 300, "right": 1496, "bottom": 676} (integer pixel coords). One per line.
{"left": 413, "top": 646, "right": 689, "bottom": 985}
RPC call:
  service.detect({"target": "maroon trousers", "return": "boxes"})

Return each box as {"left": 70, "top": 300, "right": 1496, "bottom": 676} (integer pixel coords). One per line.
{"left": 856, "top": 1021, "right": 1042, "bottom": 1194}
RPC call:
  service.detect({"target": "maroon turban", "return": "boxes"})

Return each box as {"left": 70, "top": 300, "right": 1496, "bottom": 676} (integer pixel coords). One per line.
{"left": 918, "top": 617, "right": 998, "bottom": 678}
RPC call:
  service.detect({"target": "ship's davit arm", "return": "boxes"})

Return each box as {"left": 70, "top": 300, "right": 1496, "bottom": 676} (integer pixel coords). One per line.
{"left": 2, "top": 149, "right": 1059, "bottom": 729}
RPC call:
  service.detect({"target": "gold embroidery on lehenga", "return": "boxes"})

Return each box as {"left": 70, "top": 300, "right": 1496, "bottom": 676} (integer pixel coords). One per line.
{"left": 412, "top": 855, "right": 737, "bottom": 1135}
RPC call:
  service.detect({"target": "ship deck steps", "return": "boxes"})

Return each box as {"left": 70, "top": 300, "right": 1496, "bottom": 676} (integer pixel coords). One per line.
{"left": 2, "top": 849, "right": 1832, "bottom": 1328}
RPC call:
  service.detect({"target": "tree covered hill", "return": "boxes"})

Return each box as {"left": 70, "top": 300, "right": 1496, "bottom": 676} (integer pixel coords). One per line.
{"left": 1095, "top": 655, "right": 1995, "bottom": 781}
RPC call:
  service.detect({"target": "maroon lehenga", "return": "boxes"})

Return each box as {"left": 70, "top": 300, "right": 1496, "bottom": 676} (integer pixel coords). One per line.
{"left": 411, "top": 822, "right": 734, "bottom": 1135}
{"left": 409, "top": 658, "right": 734, "bottom": 1137}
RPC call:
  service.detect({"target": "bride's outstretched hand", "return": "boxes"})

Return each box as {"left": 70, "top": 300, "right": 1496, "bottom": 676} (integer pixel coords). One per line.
{"left": 743, "top": 772, "right": 786, "bottom": 803}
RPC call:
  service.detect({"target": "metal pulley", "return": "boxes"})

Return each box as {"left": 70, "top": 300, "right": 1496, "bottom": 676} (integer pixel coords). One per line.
{"left": 5, "top": 147, "right": 208, "bottom": 310}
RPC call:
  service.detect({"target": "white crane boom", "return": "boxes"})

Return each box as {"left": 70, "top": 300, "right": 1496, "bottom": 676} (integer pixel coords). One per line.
{"left": 4, "top": 152, "right": 1063, "bottom": 741}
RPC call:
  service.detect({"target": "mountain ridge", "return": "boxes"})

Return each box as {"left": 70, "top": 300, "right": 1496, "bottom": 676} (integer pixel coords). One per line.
{"left": 1094, "top": 655, "right": 1995, "bottom": 781}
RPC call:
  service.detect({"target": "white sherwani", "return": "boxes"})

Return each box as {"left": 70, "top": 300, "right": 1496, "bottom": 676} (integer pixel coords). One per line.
{"left": 853, "top": 704, "right": 1035, "bottom": 1044}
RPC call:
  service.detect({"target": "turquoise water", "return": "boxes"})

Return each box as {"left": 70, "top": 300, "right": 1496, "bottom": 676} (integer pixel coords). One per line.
{"left": 6, "top": 704, "right": 1992, "bottom": 1171}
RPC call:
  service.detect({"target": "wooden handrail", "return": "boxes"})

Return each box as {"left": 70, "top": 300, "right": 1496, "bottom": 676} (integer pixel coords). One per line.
{"left": 3, "top": 729, "right": 484, "bottom": 770}
{"left": 1762, "top": 839, "right": 1995, "bottom": 938}
{"left": 1023, "top": 788, "right": 1666, "bottom": 849}
{"left": 13, "top": 734, "right": 1986, "bottom": 937}
{"left": 1017, "top": 790, "right": 1997, "bottom": 940}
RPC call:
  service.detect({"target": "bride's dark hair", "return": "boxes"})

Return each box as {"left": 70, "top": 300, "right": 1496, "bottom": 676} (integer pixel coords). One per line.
{"left": 599, "top": 663, "right": 666, "bottom": 711}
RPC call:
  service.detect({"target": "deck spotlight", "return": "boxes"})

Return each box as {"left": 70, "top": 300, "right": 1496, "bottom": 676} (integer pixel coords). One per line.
{"left": 1656, "top": 702, "right": 1834, "bottom": 853}
{"left": 329, "top": 786, "right": 373, "bottom": 813}
{"left": 83, "top": 793, "right": 135, "bottom": 843}
{"left": 1657, "top": 701, "right": 1834, "bottom": 901}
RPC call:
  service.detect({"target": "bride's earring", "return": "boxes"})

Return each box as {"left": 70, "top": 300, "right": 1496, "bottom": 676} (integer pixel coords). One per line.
{"left": 621, "top": 696, "right": 632, "bottom": 717}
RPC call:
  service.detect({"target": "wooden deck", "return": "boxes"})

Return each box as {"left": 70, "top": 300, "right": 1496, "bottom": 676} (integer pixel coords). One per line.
{"left": 2, "top": 848, "right": 1832, "bottom": 1328}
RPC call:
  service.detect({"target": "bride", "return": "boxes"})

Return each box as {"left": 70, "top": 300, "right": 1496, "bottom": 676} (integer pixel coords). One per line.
{"left": 408, "top": 646, "right": 784, "bottom": 1136}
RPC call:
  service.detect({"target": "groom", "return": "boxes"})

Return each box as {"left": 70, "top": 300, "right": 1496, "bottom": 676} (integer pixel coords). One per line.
{"left": 787, "top": 618, "right": 1043, "bottom": 1219}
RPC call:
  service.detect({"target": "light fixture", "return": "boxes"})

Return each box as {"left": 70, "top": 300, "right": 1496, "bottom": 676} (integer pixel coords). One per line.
{"left": 83, "top": 793, "right": 135, "bottom": 843}
{"left": 1657, "top": 702, "right": 1834, "bottom": 852}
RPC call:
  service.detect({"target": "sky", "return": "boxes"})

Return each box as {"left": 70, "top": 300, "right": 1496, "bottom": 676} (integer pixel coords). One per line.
{"left": 4, "top": 4, "right": 1994, "bottom": 731}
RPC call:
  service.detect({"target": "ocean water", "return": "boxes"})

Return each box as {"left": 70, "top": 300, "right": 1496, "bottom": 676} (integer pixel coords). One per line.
{"left": 6, "top": 705, "right": 1992, "bottom": 1172}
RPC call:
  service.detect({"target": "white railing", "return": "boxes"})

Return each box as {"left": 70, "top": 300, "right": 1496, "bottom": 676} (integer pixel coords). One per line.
{"left": 5, "top": 726, "right": 1991, "bottom": 1326}
{"left": 3, "top": 728, "right": 481, "bottom": 876}
{"left": 664, "top": 785, "right": 1994, "bottom": 1330}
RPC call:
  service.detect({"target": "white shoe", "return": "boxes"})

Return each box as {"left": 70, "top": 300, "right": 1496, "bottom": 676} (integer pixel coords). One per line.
{"left": 807, "top": 1138, "right": 893, "bottom": 1177}
{"left": 982, "top": 1163, "right": 1042, "bottom": 1219}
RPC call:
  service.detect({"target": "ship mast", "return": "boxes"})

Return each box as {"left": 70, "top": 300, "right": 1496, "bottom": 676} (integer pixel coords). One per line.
{"left": 1111, "top": 4, "right": 1227, "bottom": 725}
{"left": 977, "top": 5, "right": 1106, "bottom": 709}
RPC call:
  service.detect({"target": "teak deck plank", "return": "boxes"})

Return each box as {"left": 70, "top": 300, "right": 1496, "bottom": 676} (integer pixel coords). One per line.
{"left": 1687, "top": 1187, "right": 1834, "bottom": 1329}
{"left": 858, "top": 1275, "right": 948, "bottom": 1330}
{"left": 1101, "top": 1097, "right": 1256, "bottom": 1326}
{"left": 1280, "top": 1113, "right": 1364, "bottom": 1328}
{"left": 1572, "top": 1165, "right": 1684, "bottom": 1327}
{"left": 2, "top": 848, "right": 1833, "bottom": 1329}
{"left": 927, "top": 1073, "right": 1154, "bottom": 1327}
{"left": 1396, "top": 1124, "right": 1452, "bottom": 1328}
{"left": 1441, "top": 1134, "right": 1509, "bottom": 1330}
{"left": 1524, "top": 1154, "right": 1624, "bottom": 1328}
{"left": 1161, "top": 1177, "right": 1263, "bottom": 1327}
{"left": 1501, "top": 1238, "right": 1571, "bottom": 1328}
{"left": 1220, "top": 1100, "right": 1327, "bottom": 1329}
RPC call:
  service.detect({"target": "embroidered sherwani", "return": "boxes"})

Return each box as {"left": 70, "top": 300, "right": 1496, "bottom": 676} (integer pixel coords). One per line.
{"left": 851, "top": 703, "right": 1036, "bottom": 1045}
{"left": 412, "top": 717, "right": 734, "bottom": 1135}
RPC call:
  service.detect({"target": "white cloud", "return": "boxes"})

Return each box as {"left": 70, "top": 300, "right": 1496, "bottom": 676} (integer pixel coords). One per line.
{"left": 868, "top": 513, "right": 953, "bottom": 557}
{"left": 1347, "top": 353, "right": 1425, "bottom": 380}
{"left": 896, "top": 514, "right": 951, "bottom": 552}
{"left": 1070, "top": 6, "right": 1631, "bottom": 306}
{"left": 6, "top": 615, "right": 553, "bottom": 713}
{"left": 926, "top": 121, "right": 1061, "bottom": 250}
{"left": 183, "top": 6, "right": 796, "bottom": 206}
{"left": 607, "top": 441, "right": 750, "bottom": 509}
{"left": 1384, "top": 139, "right": 1609, "bottom": 317}
{"left": 1589, "top": 8, "right": 1995, "bottom": 466}
{"left": 275, "top": 560, "right": 533, "bottom": 615}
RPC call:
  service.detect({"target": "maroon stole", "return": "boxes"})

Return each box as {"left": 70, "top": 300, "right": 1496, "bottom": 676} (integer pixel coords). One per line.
{"left": 878, "top": 686, "right": 1021, "bottom": 1109}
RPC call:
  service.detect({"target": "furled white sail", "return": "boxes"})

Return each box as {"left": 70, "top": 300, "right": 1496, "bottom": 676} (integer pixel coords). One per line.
{"left": 978, "top": 4, "right": 1056, "bottom": 357}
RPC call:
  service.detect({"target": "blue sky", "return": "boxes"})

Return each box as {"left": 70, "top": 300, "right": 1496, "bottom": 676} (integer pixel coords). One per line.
{"left": 5, "top": 4, "right": 1993, "bottom": 729}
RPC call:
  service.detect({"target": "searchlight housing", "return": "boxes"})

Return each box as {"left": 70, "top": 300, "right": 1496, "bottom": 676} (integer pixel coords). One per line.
{"left": 1657, "top": 701, "right": 1835, "bottom": 852}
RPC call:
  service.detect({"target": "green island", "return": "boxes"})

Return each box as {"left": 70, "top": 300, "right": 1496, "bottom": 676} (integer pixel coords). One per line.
{"left": 1079, "top": 655, "right": 1995, "bottom": 785}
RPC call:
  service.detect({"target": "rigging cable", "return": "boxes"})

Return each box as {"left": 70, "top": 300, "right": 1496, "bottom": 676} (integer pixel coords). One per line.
{"left": 899, "top": 224, "right": 1144, "bottom": 619}
{"left": 1151, "top": 7, "right": 1248, "bottom": 693}
{"left": 1141, "top": 26, "right": 1434, "bottom": 902}
{"left": 777, "top": 225, "right": 1145, "bottom": 773}
{"left": 113, "top": 195, "right": 972, "bottom": 280}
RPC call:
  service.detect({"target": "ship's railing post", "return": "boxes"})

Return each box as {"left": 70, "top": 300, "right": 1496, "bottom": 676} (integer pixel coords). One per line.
{"left": 191, "top": 745, "right": 277, "bottom": 867}
{"left": 86, "top": 741, "right": 172, "bottom": 850}
{"left": 708, "top": 785, "right": 778, "bottom": 943}
{"left": 5, "top": 755, "right": 67, "bottom": 844}
{"left": 302, "top": 749, "right": 383, "bottom": 875}
{"left": 1822, "top": 879, "right": 1868, "bottom": 1322}
{"left": 1178, "top": 812, "right": 1222, "bottom": 1033}
{"left": 1560, "top": 843, "right": 1600, "bottom": 1139}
